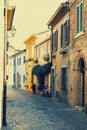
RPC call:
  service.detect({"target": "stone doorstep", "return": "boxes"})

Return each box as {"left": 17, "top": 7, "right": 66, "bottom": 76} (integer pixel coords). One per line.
{"left": 74, "top": 106, "right": 85, "bottom": 112}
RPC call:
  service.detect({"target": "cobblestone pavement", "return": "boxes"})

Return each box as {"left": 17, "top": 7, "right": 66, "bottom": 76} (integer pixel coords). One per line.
{"left": 2, "top": 87, "right": 87, "bottom": 130}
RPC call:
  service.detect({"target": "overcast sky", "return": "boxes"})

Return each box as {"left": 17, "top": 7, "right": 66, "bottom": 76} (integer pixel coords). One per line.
{"left": 9, "top": 0, "right": 66, "bottom": 49}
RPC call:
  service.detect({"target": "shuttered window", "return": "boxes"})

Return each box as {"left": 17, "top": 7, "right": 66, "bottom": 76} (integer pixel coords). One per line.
{"left": 61, "top": 68, "right": 68, "bottom": 92}
{"left": 23, "top": 75, "right": 25, "bottom": 83}
{"left": 76, "top": 2, "right": 83, "bottom": 34}
{"left": 51, "top": 30, "right": 58, "bottom": 52}
{"left": 61, "top": 20, "right": 70, "bottom": 47}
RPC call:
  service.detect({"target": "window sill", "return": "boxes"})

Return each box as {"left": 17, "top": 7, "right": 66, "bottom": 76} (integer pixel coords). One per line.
{"left": 75, "top": 31, "right": 84, "bottom": 39}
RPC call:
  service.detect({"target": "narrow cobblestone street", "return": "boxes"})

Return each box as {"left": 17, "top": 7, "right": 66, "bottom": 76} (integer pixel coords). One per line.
{"left": 2, "top": 87, "right": 87, "bottom": 130}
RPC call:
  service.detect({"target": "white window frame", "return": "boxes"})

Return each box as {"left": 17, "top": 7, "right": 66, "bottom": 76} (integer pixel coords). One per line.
{"left": 76, "top": 2, "right": 83, "bottom": 34}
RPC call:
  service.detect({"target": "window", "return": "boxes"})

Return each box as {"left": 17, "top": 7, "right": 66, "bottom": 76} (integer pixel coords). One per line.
{"left": 13, "top": 74, "right": 15, "bottom": 82}
{"left": 26, "top": 49, "right": 28, "bottom": 60}
{"left": 61, "top": 68, "right": 68, "bottom": 92}
{"left": 23, "top": 75, "right": 25, "bottom": 83}
{"left": 6, "top": 42, "right": 9, "bottom": 51}
{"left": 19, "top": 58, "right": 21, "bottom": 65}
{"left": 36, "top": 47, "right": 40, "bottom": 58}
{"left": 13, "top": 59, "right": 15, "bottom": 66}
{"left": 19, "top": 75, "right": 21, "bottom": 82}
{"left": 51, "top": 30, "right": 58, "bottom": 52}
{"left": 61, "top": 20, "right": 70, "bottom": 47}
{"left": 17, "top": 58, "right": 21, "bottom": 65}
{"left": 23, "top": 56, "right": 26, "bottom": 63}
{"left": 6, "top": 54, "right": 8, "bottom": 64}
{"left": 76, "top": 2, "right": 83, "bottom": 34}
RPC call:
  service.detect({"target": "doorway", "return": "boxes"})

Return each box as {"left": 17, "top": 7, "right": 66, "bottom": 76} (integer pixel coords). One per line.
{"left": 51, "top": 68, "right": 55, "bottom": 97}
{"left": 78, "top": 58, "right": 85, "bottom": 106}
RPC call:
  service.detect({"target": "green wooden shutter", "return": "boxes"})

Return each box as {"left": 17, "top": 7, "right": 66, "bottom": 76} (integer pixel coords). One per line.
{"left": 80, "top": 3, "right": 83, "bottom": 32}
{"left": 66, "top": 20, "right": 70, "bottom": 44}
{"left": 77, "top": 6, "right": 79, "bottom": 33}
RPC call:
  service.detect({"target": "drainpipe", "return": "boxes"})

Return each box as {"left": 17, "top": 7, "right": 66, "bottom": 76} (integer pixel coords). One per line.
{"left": 48, "top": 25, "right": 53, "bottom": 65}
{"left": 48, "top": 25, "right": 53, "bottom": 97}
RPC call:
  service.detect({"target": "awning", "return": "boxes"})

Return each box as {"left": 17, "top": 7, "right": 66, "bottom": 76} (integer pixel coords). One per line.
{"left": 7, "top": 6, "right": 16, "bottom": 31}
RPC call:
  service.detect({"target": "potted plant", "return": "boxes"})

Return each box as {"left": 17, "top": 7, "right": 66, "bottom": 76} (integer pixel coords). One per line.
{"left": 28, "top": 58, "right": 32, "bottom": 62}
{"left": 34, "top": 58, "right": 38, "bottom": 64}
{"left": 43, "top": 54, "right": 50, "bottom": 61}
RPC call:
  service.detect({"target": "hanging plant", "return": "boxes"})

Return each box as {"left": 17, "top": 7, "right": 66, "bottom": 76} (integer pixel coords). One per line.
{"left": 43, "top": 54, "right": 50, "bottom": 61}
{"left": 34, "top": 58, "right": 38, "bottom": 64}
{"left": 32, "top": 65, "right": 41, "bottom": 75}
{"left": 28, "top": 58, "right": 32, "bottom": 62}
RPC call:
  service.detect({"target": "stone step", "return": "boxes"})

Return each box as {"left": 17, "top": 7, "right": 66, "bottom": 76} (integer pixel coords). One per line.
{"left": 74, "top": 106, "right": 85, "bottom": 112}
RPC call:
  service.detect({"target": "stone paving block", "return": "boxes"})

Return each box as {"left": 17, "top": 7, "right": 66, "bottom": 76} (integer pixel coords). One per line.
{"left": 2, "top": 87, "right": 87, "bottom": 130}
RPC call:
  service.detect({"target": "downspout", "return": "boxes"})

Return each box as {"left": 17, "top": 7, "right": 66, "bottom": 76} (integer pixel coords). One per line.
{"left": 48, "top": 25, "right": 53, "bottom": 97}
{"left": 67, "top": 1, "right": 71, "bottom": 104}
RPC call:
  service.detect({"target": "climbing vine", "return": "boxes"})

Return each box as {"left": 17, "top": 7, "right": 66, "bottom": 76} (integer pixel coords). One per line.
{"left": 32, "top": 62, "right": 52, "bottom": 91}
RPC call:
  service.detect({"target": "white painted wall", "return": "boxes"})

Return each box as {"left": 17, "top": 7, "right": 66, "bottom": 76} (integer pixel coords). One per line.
{"left": 13, "top": 51, "right": 26, "bottom": 90}
{"left": 7, "top": 48, "right": 18, "bottom": 87}
{"left": 0, "top": 0, "right": 4, "bottom": 129}
{"left": 7, "top": 56, "right": 14, "bottom": 87}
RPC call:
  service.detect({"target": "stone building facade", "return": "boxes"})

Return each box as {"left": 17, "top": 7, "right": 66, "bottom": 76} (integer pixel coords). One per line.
{"left": 48, "top": 0, "right": 87, "bottom": 107}
{"left": 68, "top": 0, "right": 87, "bottom": 106}
{"left": 47, "top": 2, "right": 69, "bottom": 103}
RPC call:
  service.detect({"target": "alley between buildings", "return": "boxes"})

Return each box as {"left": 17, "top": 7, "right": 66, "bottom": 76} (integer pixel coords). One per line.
{"left": 2, "top": 87, "right": 87, "bottom": 130}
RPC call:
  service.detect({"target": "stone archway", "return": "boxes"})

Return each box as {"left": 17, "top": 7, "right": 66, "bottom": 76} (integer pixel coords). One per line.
{"left": 78, "top": 58, "right": 85, "bottom": 106}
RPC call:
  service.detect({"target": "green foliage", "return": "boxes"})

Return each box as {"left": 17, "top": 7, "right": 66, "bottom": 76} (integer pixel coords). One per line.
{"left": 34, "top": 58, "right": 38, "bottom": 64}
{"left": 43, "top": 55, "right": 50, "bottom": 61}
{"left": 32, "top": 65, "right": 41, "bottom": 75}
{"left": 37, "top": 85, "right": 44, "bottom": 91}
{"left": 41, "top": 62, "right": 52, "bottom": 75}
{"left": 32, "top": 65, "right": 45, "bottom": 91}
{"left": 32, "top": 62, "right": 52, "bottom": 91}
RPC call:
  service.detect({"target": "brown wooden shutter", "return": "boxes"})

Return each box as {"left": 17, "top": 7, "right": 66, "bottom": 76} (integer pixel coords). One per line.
{"left": 50, "top": 34, "right": 53, "bottom": 52}
{"left": 61, "top": 25, "right": 63, "bottom": 47}
{"left": 53, "top": 33, "right": 55, "bottom": 51}
{"left": 55, "top": 30, "right": 58, "bottom": 51}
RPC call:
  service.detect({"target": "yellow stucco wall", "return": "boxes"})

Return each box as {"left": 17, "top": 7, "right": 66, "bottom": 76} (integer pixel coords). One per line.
{"left": 24, "top": 35, "right": 36, "bottom": 92}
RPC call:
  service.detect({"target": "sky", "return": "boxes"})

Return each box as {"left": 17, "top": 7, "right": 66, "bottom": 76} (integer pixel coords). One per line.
{"left": 9, "top": 0, "right": 66, "bottom": 50}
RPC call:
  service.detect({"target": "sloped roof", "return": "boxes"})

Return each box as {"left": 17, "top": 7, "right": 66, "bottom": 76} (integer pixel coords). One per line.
{"left": 47, "top": 2, "right": 69, "bottom": 27}
{"left": 7, "top": 6, "right": 16, "bottom": 31}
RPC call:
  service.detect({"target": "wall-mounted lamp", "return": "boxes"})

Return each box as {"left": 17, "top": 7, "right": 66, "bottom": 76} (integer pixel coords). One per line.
{"left": 11, "top": 26, "right": 16, "bottom": 37}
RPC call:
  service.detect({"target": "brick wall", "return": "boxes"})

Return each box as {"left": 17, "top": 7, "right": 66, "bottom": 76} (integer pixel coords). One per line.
{"left": 68, "top": 0, "right": 87, "bottom": 106}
